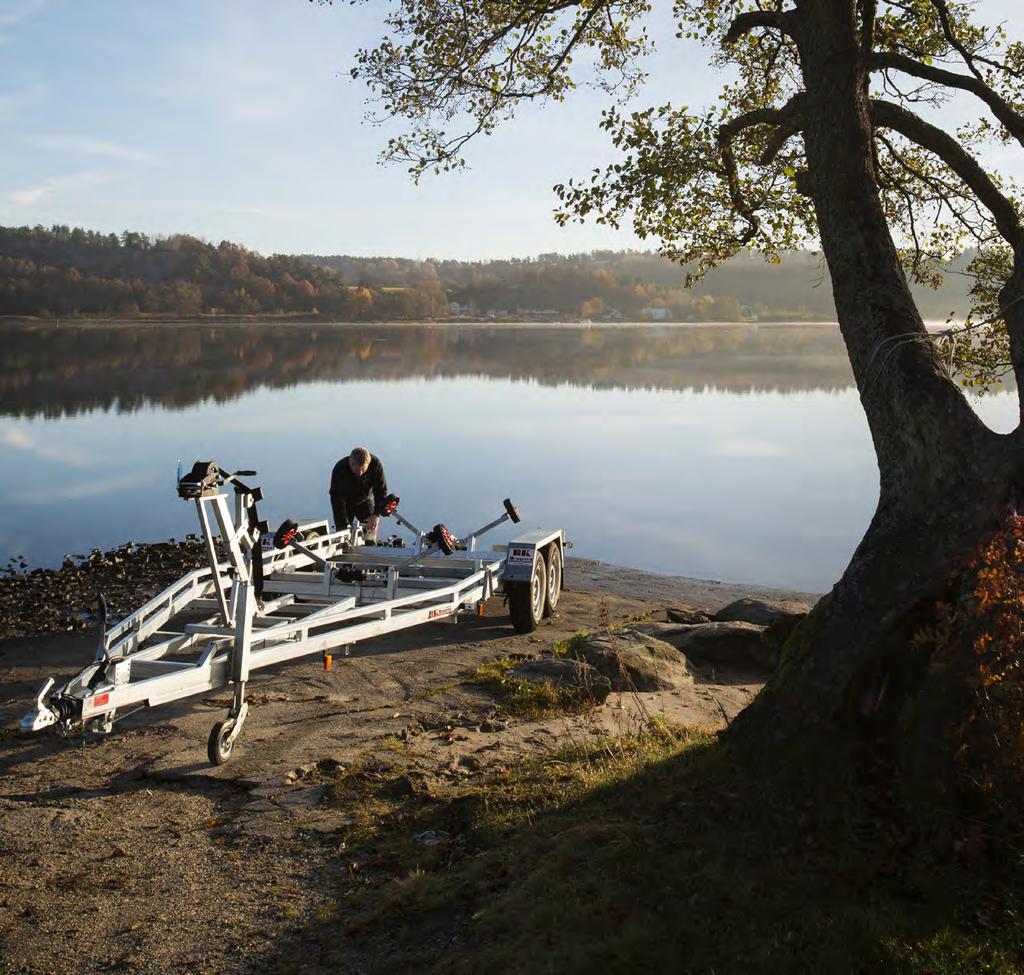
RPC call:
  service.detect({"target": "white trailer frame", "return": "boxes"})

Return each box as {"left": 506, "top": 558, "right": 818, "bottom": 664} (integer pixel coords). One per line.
{"left": 20, "top": 462, "right": 565, "bottom": 764}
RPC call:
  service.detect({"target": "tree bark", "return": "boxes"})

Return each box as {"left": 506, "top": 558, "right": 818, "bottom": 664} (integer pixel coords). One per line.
{"left": 1000, "top": 253, "right": 1024, "bottom": 416}
{"left": 731, "top": 0, "right": 1024, "bottom": 744}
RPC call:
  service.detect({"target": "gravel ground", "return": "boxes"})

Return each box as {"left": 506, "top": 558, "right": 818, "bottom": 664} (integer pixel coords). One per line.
{"left": 0, "top": 550, "right": 819, "bottom": 974}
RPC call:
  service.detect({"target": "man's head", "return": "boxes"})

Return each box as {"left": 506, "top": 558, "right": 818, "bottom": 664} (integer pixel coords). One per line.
{"left": 348, "top": 446, "right": 371, "bottom": 475}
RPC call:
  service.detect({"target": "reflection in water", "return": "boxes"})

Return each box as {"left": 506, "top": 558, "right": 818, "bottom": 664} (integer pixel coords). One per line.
{"left": 0, "top": 324, "right": 1016, "bottom": 589}
{"left": 0, "top": 322, "right": 855, "bottom": 417}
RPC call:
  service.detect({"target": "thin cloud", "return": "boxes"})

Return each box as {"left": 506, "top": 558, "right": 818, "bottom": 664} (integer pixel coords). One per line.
{"left": 14, "top": 472, "right": 150, "bottom": 504}
{"left": 0, "top": 81, "right": 46, "bottom": 118}
{"left": 713, "top": 439, "right": 789, "bottom": 458}
{"left": 9, "top": 170, "right": 107, "bottom": 206}
{"left": 0, "top": 427, "right": 32, "bottom": 450}
{"left": 0, "top": 0, "right": 46, "bottom": 28}
{"left": 0, "top": 425, "right": 97, "bottom": 468}
{"left": 31, "top": 135, "right": 159, "bottom": 165}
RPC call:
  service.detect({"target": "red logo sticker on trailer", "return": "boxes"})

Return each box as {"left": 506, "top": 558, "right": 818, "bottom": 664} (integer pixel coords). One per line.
{"left": 429, "top": 607, "right": 451, "bottom": 619}
{"left": 508, "top": 547, "right": 534, "bottom": 563}
{"left": 92, "top": 693, "right": 109, "bottom": 708}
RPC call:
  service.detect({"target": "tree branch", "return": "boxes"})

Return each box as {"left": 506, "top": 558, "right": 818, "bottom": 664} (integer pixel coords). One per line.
{"left": 870, "top": 99, "right": 1023, "bottom": 249}
{"left": 871, "top": 51, "right": 1024, "bottom": 147}
{"left": 723, "top": 10, "right": 794, "bottom": 46}
{"left": 760, "top": 112, "right": 804, "bottom": 164}
{"left": 929, "top": 0, "right": 985, "bottom": 83}
{"left": 716, "top": 95, "right": 805, "bottom": 243}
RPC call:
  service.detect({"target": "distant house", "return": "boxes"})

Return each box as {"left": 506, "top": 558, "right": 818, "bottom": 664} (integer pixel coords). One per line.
{"left": 642, "top": 307, "right": 670, "bottom": 321}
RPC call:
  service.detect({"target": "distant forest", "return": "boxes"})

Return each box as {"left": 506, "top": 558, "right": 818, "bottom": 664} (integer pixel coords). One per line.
{"left": 0, "top": 223, "right": 970, "bottom": 321}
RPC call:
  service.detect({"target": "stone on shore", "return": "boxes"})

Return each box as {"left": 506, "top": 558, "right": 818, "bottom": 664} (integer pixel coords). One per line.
{"left": 632, "top": 619, "right": 773, "bottom": 671}
{"left": 712, "top": 596, "right": 812, "bottom": 628}
{"left": 569, "top": 629, "right": 693, "bottom": 691}
{"left": 666, "top": 605, "right": 713, "bottom": 625}
{"left": 509, "top": 658, "right": 612, "bottom": 704}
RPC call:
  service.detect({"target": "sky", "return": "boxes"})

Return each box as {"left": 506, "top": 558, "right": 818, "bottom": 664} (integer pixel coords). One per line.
{"left": 0, "top": 0, "right": 1020, "bottom": 260}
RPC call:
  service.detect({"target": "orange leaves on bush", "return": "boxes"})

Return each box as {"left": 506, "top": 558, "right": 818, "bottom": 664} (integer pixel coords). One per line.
{"left": 946, "top": 512, "right": 1024, "bottom": 786}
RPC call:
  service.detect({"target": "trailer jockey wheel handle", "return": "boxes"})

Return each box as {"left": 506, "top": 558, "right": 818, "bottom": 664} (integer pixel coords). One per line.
{"left": 273, "top": 518, "right": 300, "bottom": 549}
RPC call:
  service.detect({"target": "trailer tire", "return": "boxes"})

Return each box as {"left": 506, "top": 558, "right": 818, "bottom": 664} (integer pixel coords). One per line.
{"left": 543, "top": 544, "right": 562, "bottom": 617}
{"left": 508, "top": 555, "right": 547, "bottom": 633}
{"left": 208, "top": 720, "right": 234, "bottom": 766}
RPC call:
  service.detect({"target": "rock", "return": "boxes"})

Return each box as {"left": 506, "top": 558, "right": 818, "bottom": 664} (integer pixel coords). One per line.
{"left": 274, "top": 785, "right": 329, "bottom": 809}
{"left": 570, "top": 629, "right": 692, "bottom": 691}
{"left": 654, "top": 620, "right": 772, "bottom": 670}
{"left": 630, "top": 621, "right": 699, "bottom": 643}
{"left": 666, "top": 605, "right": 713, "bottom": 625}
{"left": 711, "top": 598, "right": 814, "bottom": 666}
{"left": 712, "top": 596, "right": 812, "bottom": 628}
{"left": 509, "top": 658, "right": 612, "bottom": 704}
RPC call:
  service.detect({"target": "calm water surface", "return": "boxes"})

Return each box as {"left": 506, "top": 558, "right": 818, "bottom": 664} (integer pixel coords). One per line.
{"left": 0, "top": 322, "right": 1015, "bottom": 591}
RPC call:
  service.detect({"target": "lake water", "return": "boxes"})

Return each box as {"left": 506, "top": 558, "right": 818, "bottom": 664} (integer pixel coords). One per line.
{"left": 0, "top": 322, "right": 1015, "bottom": 591}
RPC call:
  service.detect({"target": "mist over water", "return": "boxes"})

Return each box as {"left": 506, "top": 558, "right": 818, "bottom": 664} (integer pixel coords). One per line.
{"left": 0, "top": 322, "right": 1015, "bottom": 590}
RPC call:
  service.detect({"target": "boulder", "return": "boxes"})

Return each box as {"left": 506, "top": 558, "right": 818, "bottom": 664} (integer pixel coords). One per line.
{"left": 570, "top": 629, "right": 693, "bottom": 691}
{"left": 648, "top": 620, "right": 774, "bottom": 671}
{"left": 712, "top": 596, "right": 812, "bottom": 628}
{"left": 510, "top": 657, "right": 612, "bottom": 704}
{"left": 666, "top": 605, "right": 713, "bottom": 625}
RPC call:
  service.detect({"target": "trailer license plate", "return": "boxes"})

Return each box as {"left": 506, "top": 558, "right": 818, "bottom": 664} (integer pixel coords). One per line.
{"left": 508, "top": 547, "right": 534, "bottom": 563}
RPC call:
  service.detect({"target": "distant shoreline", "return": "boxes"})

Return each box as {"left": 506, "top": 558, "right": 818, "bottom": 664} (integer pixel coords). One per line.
{"left": 0, "top": 314, "right": 842, "bottom": 329}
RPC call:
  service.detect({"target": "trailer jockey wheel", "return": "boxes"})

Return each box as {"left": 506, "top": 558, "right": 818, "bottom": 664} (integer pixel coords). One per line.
{"left": 208, "top": 720, "right": 235, "bottom": 765}
{"left": 273, "top": 518, "right": 300, "bottom": 550}
{"left": 381, "top": 494, "right": 400, "bottom": 516}
{"left": 431, "top": 523, "right": 457, "bottom": 556}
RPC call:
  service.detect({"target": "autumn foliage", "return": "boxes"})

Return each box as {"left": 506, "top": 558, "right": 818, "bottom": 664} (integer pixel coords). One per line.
{"left": 920, "top": 511, "right": 1024, "bottom": 796}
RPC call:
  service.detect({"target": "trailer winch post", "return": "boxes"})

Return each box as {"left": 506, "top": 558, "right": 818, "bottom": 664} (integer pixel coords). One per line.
{"left": 195, "top": 498, "right": 231, "bottom": 625}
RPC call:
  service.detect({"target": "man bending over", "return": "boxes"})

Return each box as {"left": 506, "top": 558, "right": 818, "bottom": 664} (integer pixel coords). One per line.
{"left": 329, "top": 446, "right": 392, "bottom": 544}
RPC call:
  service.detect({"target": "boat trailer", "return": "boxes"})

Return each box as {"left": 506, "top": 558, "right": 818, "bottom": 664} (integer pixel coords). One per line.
{"left": 20, "top": 461, "right": 566, "bottom": 765}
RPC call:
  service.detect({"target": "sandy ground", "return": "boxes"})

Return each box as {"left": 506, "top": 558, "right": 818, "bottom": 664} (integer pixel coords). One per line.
{"left": 0, "top": 560, "right": 817, "bottom": 975}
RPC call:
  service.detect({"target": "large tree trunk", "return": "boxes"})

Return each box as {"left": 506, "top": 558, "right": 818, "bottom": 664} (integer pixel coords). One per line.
{"left": 732, "top": 0, "right": 1024, "bottom": 745}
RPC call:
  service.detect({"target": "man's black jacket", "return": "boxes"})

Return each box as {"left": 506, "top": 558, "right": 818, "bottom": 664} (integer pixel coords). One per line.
{"left": 329, "top": 454, "right": 388, "bottom": 528}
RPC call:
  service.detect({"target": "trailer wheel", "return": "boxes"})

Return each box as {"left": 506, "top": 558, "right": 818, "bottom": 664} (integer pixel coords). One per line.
{"left": 508, "top": 555, "right": 547, "bottom": 633}
{"left": 208, "top": 720, "right": 234, "bottom": 766}
{"left": 543, "top": 544, "right": 562, "bottom": 617}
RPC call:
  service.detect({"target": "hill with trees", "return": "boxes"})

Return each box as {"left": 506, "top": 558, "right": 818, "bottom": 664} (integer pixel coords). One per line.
{"left": 303, "top": 247, "right": 972, "bottom": 321}
{"left": 0, "top": 225, "right": 445, "bottom": 320}
{"left": 0, "top": 223, "right": 971, "bottom": 321}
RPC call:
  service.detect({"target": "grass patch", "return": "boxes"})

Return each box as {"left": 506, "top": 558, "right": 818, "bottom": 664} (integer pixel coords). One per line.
{"left": 469, "top": 655, "right": 600, "bottom": 718}
{"left": 298, "top": 728, "right": 1024, "bottom": 974}
{"left": 551, "top": 629, "right": 590, "bottom": 657}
